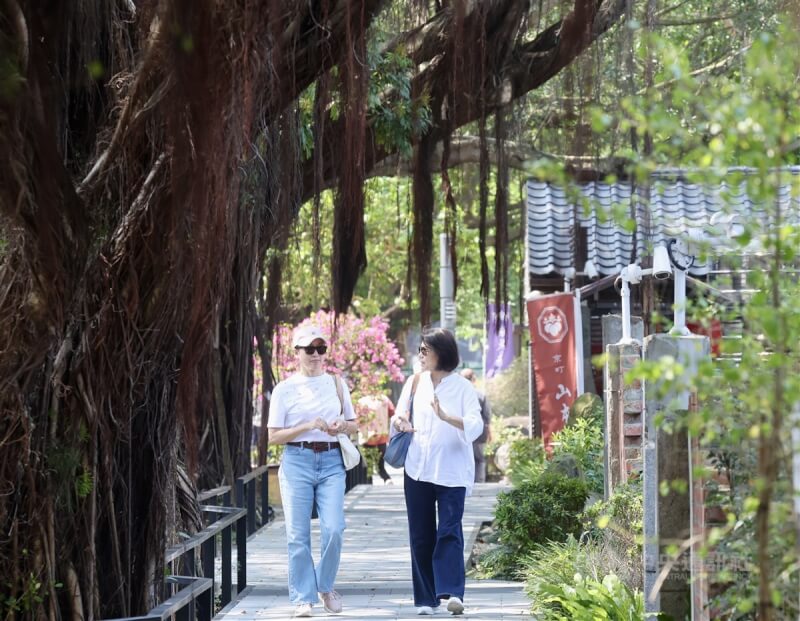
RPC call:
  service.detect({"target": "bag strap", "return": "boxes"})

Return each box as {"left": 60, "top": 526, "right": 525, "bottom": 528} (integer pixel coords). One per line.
{"left": 332, "top": 374, "right": 345, "bottom": 418}
{"left": 407, "top": 373, "right": 421, "bottom": 424}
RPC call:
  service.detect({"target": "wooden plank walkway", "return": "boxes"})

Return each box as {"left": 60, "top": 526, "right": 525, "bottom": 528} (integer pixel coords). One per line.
{"left": 215, "top": 480, "right": 532, "bottom": 619}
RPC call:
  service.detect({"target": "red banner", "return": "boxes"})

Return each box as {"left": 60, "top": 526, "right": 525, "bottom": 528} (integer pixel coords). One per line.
{"left": 527, "top": 293, "right": 581, "bottom": 448}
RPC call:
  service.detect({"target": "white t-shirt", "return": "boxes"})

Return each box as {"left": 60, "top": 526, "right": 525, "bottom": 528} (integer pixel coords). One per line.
{"left": 267, "top": 373, "right": 356, "bottom": 442}
{"left": 392, "top": 372, "right": 483, "bottom": 495}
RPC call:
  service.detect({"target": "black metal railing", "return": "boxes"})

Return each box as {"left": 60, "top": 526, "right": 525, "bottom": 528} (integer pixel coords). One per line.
{"left": 236, "top": 465, "right": 272, "bottom": 536}
{"left": 104, "top": 456, "right": 369, "bottom": 621}
{"left": 104, "top": 576, "right": 213, "bottom": 621}
{"left": 165, "top": 504, "right": 247, "bottom": 609}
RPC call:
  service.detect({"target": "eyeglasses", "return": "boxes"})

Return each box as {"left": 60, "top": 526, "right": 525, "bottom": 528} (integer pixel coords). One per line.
{"left": 418, "top": 344, "right": 429, "bottom": 356}
{"left": 296, "top": 345, "right": 327, "bottom": 355}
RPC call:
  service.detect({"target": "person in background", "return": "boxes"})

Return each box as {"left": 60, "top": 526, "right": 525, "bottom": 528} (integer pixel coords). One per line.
{"left": 459, "top": 368, "right": 492, "bottom": 483}
{"left": 267, "top": 325, "right": 357, "bottom": 618}
{"left": 391, "top": 328, "right": 483, "bottom": 616}
{"left": 356, "top": 392, "right": 395, "bottom": 484}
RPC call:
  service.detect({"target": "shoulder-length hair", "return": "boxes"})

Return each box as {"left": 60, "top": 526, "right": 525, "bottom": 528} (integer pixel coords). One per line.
{"left": 421, "top": 328, "right": 459, "bottom": 372}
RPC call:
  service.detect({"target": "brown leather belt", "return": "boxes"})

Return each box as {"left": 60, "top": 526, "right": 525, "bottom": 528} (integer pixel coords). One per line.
{"left": 287, "top": 441, "right": 340, "bottom": 452}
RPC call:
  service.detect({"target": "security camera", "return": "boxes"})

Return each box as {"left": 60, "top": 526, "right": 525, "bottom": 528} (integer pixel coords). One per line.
{"left": 652, "top": 244, "right": 673, "bottom": 280}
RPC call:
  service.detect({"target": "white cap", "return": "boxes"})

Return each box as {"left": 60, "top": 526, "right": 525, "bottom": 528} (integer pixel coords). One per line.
{"left": 292, "top": 325, "right": 326, "bottom": 348}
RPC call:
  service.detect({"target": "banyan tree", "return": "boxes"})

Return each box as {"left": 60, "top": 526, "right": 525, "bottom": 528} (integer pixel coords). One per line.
{"left": 0, "top": 0, "right": 624, "bottom": 618}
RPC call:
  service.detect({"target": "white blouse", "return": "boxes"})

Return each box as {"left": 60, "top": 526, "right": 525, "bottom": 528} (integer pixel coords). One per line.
{"left": 392, "top": 372, "right": 483, "bottom": 495}
{"left": 267, "top": 373, "right": 356, "bottom": 442}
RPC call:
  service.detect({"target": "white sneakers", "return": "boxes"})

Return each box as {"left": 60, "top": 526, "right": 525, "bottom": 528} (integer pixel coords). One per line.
{"left": 417, "top": 605, "right": 438, "bottom": 615}
{"left": 447, "top": 596, "right": 464, "bottom": 615}
{"left": 293, "top": 602, "right": 313, "bottom": 617}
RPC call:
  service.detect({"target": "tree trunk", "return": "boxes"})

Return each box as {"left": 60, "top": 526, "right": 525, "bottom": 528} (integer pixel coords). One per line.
{"left": 0, "top": 0, "right": 383, "bottom": 617}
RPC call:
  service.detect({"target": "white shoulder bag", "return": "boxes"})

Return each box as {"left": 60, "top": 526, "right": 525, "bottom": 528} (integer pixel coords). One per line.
{"left": 333, "top": 375, "right": 362, "bottom": 470}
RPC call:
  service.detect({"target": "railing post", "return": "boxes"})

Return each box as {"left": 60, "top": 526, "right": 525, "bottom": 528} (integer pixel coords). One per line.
{"left": 185, "top": 548, "right": 196, "bottom": 578}
{"left": 175, "top": 596, "right": 191, "bottom": 621}
{"left": 247, "top": 479, "right": 256, "bottom": 535}
{"left": 236, "top": 513, "right": 247, "bottom": 593}
{"left": 260, "top": 469, "right": 269, "bottom": 528}
{"left": 201, "top": 537, "right": 215, "bottom": 612}
{"left": 221, "top": 525, "right": 232, "bottom": 606}
{"left": 197, "top": 580, "right": 213, "bottom": 621}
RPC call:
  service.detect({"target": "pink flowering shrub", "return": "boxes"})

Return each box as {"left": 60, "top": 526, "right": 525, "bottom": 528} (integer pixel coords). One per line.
{"left": 273, "top": 310, "right": 405, "bottom": 400}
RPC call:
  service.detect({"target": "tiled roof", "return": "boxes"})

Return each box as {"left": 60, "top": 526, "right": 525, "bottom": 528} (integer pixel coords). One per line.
{"left": 526, "top": 168, "right": 800, "bottom": 277}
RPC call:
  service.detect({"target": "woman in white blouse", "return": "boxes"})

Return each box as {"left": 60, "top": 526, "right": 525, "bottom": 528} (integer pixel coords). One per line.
{"left": 267, "top": 325, "right": 358, "bottom": 618}
{"left": 392, "top": 328, "right": 483, "bottom": 616}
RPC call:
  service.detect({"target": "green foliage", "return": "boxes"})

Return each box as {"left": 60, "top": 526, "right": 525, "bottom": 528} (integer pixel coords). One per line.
{"left": 522, "top": 537, "right": 646, "bottom": 618}
{"left": 367, "top": 45, "right": 431, "bottom": 158}
{"left": 0, "top": 572, "right": 50, "bottom": 617}
{"left": 536, "top": 573, "right": 647, "bottom": 621}
{"left": 591, "top": 21, "right": 800, "bottom": 618}
{"left": 582, "top": 481, "right": 643, "bottom": 567}
{"left": 485, "top": 349, "right": 531, "bottom": 419}
{"left": 550, "top": 415, "right": 604, "bottom": 495}
{"left": 472, "top": 543, "right": 522, "bottom": 580}
{"left": 361, "top": 445, "right": 382, "bottom": 477}
{"left": 266, "top": 443, "right": 284, "bottom": 465}
{"left": 494, "top": 472, "right": 589, "bottom": 553}
{"left": 505, "top": 436, "right": 546, "bottom": 487}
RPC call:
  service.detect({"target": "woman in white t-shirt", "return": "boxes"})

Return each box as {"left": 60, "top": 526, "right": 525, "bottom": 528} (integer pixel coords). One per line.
{"left": 391, "top": 328, "right": 483, "bottom": 616}
{"left": 267, "top": 325, "right": 357, "bottom": 618}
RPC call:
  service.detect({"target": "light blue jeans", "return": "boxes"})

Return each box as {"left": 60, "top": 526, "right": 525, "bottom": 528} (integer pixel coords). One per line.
{"left": 278, "top": 444, "right": 347, "bottom": 604}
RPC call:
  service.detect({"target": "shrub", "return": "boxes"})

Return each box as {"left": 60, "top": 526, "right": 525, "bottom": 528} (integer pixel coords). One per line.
{"left": 522, "top": 534, "right": 645, "bottom": 607}
{"left": 537, "top": 573, "right": 647, "bottom": 620}
{"left": 472, "top": 544, "right": 521, "bottom": 580}
{"left": 494, "top": 472, "right": 589, "bottom": 552}
{"left": 550, "top": 403, "right": 604, "bottom": 495}
{"left": 505, "top": 436, "right": 546, "bottom": 486}
{"left": 582, "top": 481, "right": 643, "bottom": 571}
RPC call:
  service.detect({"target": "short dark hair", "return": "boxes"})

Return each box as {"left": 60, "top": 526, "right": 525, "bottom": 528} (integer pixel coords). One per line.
{"left": 421, "top": 328, "right": 459, "bottom": 372}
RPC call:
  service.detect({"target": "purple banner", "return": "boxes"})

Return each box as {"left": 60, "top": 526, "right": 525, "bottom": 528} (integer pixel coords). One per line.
{"left": 484, "top": 303, "right": 515, "bottom": 378}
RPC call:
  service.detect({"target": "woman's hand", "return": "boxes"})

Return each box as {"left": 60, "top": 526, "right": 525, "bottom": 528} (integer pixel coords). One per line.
{"left": 327, "top": 419, "right": 347, "bottom": 435}
{"left": 308, "top": 417, "right": 329, "bottom": 433}
{"left": 431, "top": 395, "right": 464, "bottom": 430}
{"left": 431, "top": 395, "right": 447, "bottom": 421}
{"left": 393, "top": 416, "right": 414, "bottom": 433}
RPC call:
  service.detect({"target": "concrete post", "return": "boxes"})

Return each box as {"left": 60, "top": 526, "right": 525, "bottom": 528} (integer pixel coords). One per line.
{"left": 642, "top": 334, "right": 710, "bottom": 619}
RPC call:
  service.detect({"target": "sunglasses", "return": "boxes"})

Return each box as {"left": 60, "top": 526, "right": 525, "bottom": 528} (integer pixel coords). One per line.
{"left": 418, "top": 344, "right": 429, "bottom": 356}
{"left": 296, "top": 345, "right": 328, "bottom": 355}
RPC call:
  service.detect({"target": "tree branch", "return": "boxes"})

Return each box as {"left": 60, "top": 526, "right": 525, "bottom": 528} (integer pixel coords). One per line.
{"left": 655, "top": 13, "right": 739, "bottom": 27}
{"left": 302, "top": 0, "right": 627, "bottom": 202}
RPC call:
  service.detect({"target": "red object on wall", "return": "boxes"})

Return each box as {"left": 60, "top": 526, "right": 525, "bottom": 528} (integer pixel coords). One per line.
{"left": 686, "top": 319, "right": 723, "bottom": 357}
{"left": 526, "top": 293, "right": 580, "bottom": 448}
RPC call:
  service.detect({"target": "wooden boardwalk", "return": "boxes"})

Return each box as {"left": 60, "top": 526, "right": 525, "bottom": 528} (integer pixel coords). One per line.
{"left": 216, "top": 480, "right": 532, "bottom": 619}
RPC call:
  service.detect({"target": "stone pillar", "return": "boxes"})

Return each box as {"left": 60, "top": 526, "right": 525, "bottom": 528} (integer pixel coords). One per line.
{"left": 604, "top": 341, "right": 644, "bottom": 498}
{"left": 689, "top": 416, "right": 709, "bottom": 621}
{"left": 642, "top": 334, "right": 710, "bottom": 619}
{"left": 602, "top": 314, "right": 644, "bottom": 499}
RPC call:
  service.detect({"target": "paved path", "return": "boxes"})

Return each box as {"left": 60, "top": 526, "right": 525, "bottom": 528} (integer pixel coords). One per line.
{"left": 217, "top": 477, "right": 532, "bottom": 620}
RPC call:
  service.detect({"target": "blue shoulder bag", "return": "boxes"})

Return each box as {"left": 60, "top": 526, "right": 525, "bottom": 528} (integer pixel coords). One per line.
{"left": 384, "top": 373, "right": 420, "bottom": 468}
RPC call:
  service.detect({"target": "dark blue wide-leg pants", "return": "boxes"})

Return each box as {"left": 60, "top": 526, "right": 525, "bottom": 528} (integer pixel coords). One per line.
{"left": 403, "top": 472, "right": 466, "bottom": 607}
